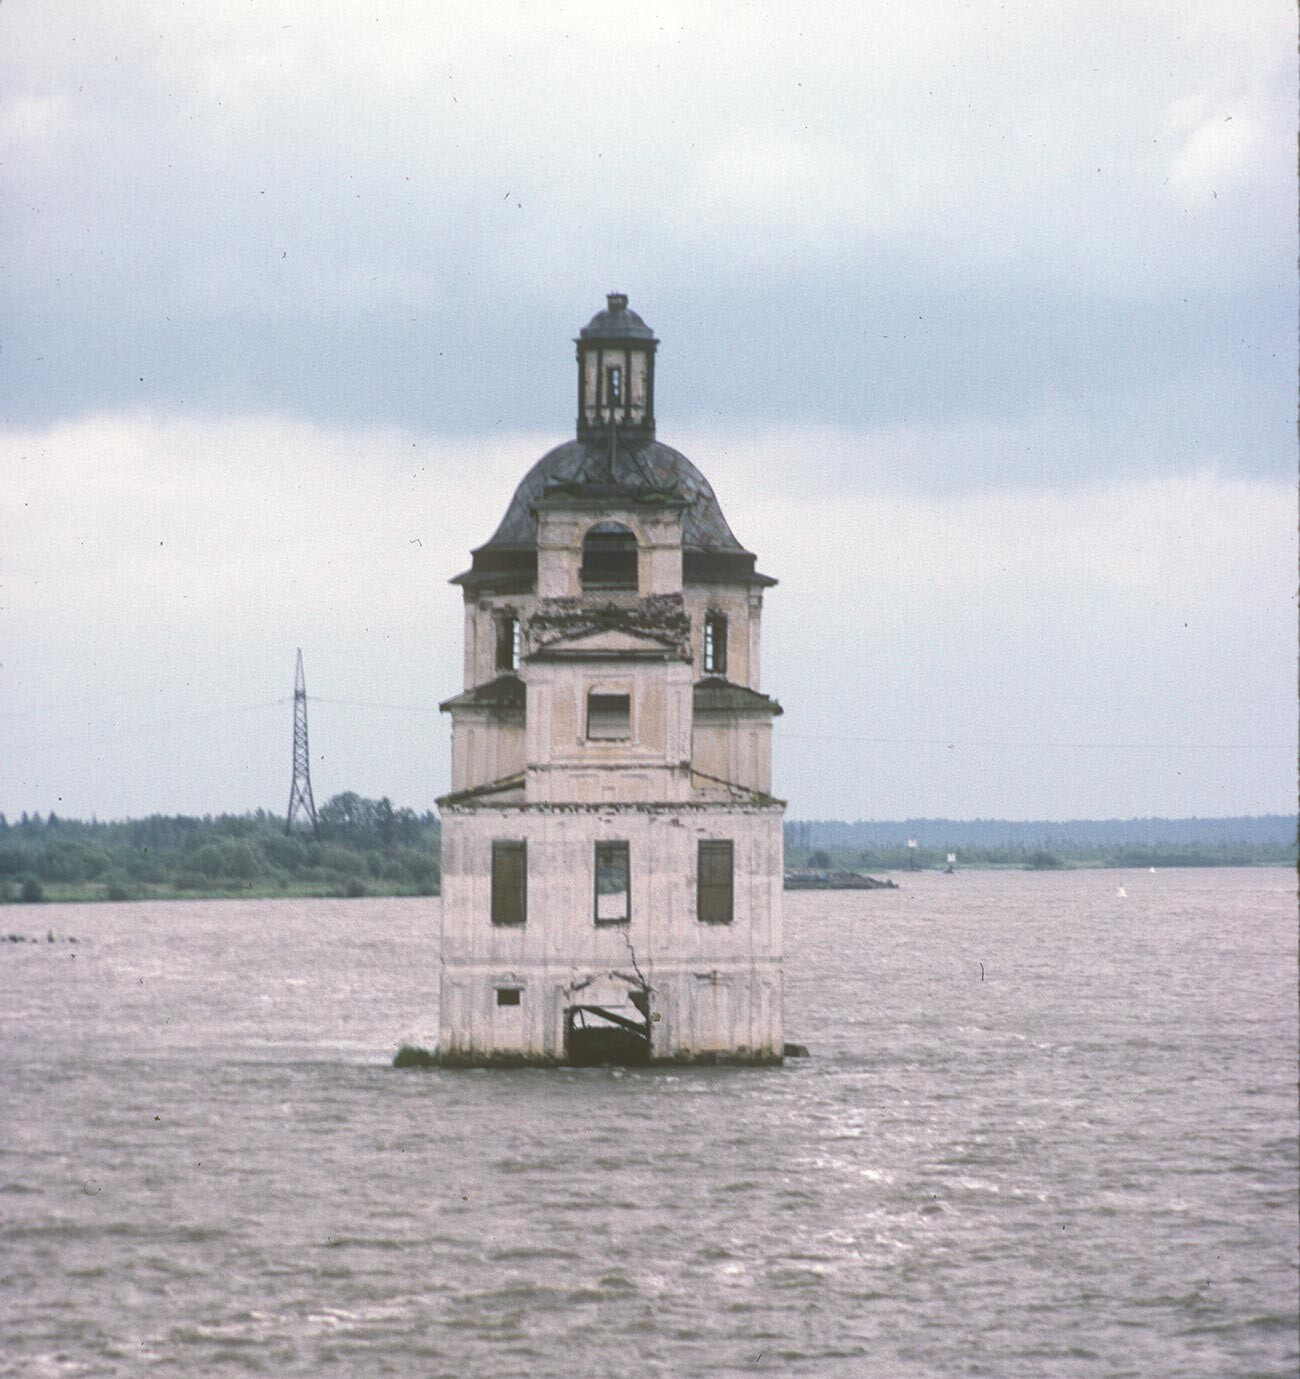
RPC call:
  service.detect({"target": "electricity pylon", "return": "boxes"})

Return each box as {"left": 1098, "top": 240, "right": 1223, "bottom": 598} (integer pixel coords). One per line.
{"left": 286, "top": 648, "right": 320, "bottom": 838}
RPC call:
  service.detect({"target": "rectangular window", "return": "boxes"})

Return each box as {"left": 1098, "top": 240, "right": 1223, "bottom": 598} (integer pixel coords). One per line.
{"left": 703, "top": 613, "right": 728, "bottom": 675}
{"left": 608, "top": 364, "right": 622, "bottom": 403}
{"left": 496, "top": 987, "right": 521, "bottom": 1007}
{"left": 495, "top": 613, "right": 520, "bottom": 672}
{"left": 594, "top": 841, "right": 631, "bottom": 924}
{"left": 491, "top": 840, "right": 526, "bottom": 925}
{"left": 587, "top": 691, "right": 631, "bottom": 740}
{"left": 697, "top": 840, "right": 734, "bottom": 924}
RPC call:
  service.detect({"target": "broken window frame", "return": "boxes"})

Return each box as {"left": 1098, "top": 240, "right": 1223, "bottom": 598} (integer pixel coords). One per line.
{"left": 490, "top": 840, "right": 527, "bottom": 925}
{"left": 587, "top": 690, "right": 631, "bottom": 741}
{"left": 495, "top": 611, "right": 521, "bottom": 672}
{"left": 703, "top": 612, "right": 728, "bottom": 675}
{"left": 593, "top": 841, "right": 631, "bottom": 925}
{"left": 697, "top": 839, "right": 734, "bottom": 924}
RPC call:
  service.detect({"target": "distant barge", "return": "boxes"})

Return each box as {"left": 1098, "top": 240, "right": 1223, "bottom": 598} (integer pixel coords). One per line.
{"left": 784, "top": 871, "right": 898, "bottom": 891}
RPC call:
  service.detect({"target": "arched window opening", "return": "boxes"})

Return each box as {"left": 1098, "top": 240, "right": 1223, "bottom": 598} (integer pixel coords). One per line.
{"left": 580, "top": 521, "right": 638, "bottom": 589}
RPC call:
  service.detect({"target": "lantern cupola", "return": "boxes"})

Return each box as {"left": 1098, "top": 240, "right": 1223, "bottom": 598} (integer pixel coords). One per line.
{"left": 576, "top": 292, "right": 658, "bottom": 442}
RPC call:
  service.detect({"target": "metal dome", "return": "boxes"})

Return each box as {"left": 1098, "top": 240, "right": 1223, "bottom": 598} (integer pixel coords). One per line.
{"left": 451, "top": 297, "right": 775, "bottom": 590}
{"left": 480, "top": 437, "right": 745, "bottom": 552}
{"left": 578, "top": 292, "right": 657, "bottom": 342}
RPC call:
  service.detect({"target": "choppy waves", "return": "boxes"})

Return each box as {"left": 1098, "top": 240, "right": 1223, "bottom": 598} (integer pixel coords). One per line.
{"left": 1, "top": 873, "right": 1296, "bottom": 1377}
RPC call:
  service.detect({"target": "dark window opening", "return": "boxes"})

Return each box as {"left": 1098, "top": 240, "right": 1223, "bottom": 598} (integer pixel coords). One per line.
{"left": 495, "top": 612, "right": 520, "bottom": 671}
{"left": 580, "top": 521, "right": 637, "bottom": 588}
{"left": 587, "top": 691, "right": 631, "bottom": 740}
{"left": 703, "top": 613, "right": 728, "bottom": 675}
{"left": 698, "top": 839, "right": 734, "bottom": 924}
{"left": 594, "top": 841, "right": 631, "bottom": 924}
{"left": 496, "top": 987, "right": 521, "bottom": 1007}
{"left": 491, "top": 840, "right": 526, "bottom": 925}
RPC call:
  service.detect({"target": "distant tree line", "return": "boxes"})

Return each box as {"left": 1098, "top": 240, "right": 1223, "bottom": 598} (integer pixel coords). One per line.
{"left": 0, "top": 795, "right": 440, "bottom": 903}
{"left": 786, "top": 815, "right": 1298, "bottom": 851}
{"left": 785, "top": 818, "right": 1297, "bottom": 873}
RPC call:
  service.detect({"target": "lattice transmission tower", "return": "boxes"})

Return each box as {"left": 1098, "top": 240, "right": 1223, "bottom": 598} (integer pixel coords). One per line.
{"left": 286, "top": 648, "right": 320, "bottom": 838}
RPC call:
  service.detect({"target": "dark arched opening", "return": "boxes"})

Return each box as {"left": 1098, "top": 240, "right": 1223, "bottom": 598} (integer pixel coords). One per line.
{"left": 580, "top": 521, "right": 638, "bottom": 589}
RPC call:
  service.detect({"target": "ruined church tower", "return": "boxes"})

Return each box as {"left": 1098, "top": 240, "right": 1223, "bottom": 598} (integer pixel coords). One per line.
{"left": 437, "top": 295, "right": 784, "bottom": 1064}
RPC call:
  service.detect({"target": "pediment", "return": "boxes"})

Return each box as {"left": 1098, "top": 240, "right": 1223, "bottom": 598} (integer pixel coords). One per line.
{"left": 529, "top": 626, "right": 678, "bottom": 659}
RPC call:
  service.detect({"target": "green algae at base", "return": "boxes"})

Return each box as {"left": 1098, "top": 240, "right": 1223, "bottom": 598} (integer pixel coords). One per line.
{"left": 392, "top": 1045, "right": 439, "bottom": 1069}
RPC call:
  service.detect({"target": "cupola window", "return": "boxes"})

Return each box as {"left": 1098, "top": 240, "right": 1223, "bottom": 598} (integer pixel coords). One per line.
{"left": 607, "top": 365, "right": 622, "bottom": 405}
{"left": 580, "top": 521, "right": 638, "bottom": 589}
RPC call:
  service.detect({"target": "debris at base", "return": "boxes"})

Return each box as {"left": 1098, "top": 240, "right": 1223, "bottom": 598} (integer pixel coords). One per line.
{"left": 392, "top": 1044, "right": 438, "bottom": 1069}
{"left": 783, "top": 1042, "right": 810, "bottom": 1058}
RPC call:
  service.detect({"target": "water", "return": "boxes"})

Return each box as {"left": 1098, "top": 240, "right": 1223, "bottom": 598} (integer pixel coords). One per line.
{"left": 2, "top": 868, "right": 1296, "bottom": 1377}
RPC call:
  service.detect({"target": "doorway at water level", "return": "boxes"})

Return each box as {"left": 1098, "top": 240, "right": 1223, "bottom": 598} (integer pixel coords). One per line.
{"left": 564, "top": 992, "right": 652, "bottom": 1066}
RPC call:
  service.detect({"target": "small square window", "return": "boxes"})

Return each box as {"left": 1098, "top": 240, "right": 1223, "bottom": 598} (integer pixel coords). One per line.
{"left": 496, "top": 987, "right": 521, "bottom": 1007}
{"left": 587, "top": 691, "right": 630, "bottom": 740}
{"left": 594, "top": 841, "right": 631, "bottom": 924}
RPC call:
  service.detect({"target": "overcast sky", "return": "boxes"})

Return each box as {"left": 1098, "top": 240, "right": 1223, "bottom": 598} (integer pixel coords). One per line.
{"left": 2, "top": 1, "right": 1295, "bottom": 823}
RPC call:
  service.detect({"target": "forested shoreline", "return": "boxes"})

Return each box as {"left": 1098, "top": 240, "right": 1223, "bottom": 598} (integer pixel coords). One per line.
{"left": 783, "top": 840, "right": 1297, "bottom": 874}
{"left": 1, "top": 803, "right": 1293, "bottom": 904}
{"left": 782, "top": 814, "right": 1297, "bottom": 874}
{"left": 0, "top": 795, "right": 439, "bottom": 904}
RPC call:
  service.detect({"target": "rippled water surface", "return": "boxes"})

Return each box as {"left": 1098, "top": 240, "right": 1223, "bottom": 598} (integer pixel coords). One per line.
{"left": 2, "top": 868, "right": 1296, "bottom": 1377}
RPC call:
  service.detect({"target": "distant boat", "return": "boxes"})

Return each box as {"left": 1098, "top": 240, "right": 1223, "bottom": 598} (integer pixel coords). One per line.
{"left": 1117, "top": 886, "right": 1128, "bottom": 898}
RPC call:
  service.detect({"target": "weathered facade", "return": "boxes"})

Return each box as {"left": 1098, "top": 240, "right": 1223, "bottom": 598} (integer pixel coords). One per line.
{"left": 437, "top": 295, "right": 784, "bottom": 1065}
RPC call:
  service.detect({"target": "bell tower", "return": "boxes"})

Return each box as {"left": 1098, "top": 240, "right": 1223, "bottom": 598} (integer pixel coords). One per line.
{"left": 576, "top": 292, "right": 658, "bottom": 442}
{"left": 438, "top": 295, "right": 784, "bottom": 1067}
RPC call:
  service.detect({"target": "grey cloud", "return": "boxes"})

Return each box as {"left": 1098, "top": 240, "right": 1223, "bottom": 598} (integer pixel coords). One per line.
{"left": 2, "top": 3, "right": 1293, "bottom": 463}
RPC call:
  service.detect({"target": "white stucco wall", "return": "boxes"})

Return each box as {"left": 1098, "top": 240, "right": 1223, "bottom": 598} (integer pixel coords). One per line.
{"left": 441, "top": 472, "right": 783, "bottom": 1064}
{"left": 691, "top": 713, "right": 774, "bottom": 797}
{"left": 438, "top": 803, "right": 784, "bottom": 1063}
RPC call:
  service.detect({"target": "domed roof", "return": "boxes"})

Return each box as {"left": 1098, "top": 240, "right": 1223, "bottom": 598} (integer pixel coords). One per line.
{"left": 452, "top": 296, "right": 776, "bottom": 590}
{"left": 480, "top": 438, "right": 745, "bottom": 553}
{"left": 578, "top": 292, "right": 657, "bottom": 342}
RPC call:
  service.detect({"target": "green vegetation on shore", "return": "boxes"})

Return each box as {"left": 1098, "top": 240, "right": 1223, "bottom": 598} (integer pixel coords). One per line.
{"left": 0, "top": 795, "right": 439, "bottom": 904}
